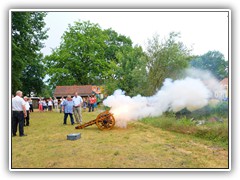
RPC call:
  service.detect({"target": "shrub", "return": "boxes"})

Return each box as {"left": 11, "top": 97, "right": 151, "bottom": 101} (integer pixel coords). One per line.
{"left": 213, "top": 101, "right": 229, "bottom": 118}
{"left": 191, "top": 105, "right": 213, "bottom": 119}
{"left": 181, "top": 101, "right": 229, "bottom": 119}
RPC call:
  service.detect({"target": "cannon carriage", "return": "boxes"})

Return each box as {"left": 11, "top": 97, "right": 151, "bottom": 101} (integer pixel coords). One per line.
{"left": 75, "top": 110, "right": 115, "bottom": 130}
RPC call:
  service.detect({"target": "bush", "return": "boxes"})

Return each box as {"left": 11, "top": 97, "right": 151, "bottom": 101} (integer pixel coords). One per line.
{"left": 191, "top": 105, "right": 213, "bottom": 119}
{"left": 180, "top": 101, "right": 229, "bottom": 119}
{"left": 213, "top": 101, "right": 228, "bottom": 117}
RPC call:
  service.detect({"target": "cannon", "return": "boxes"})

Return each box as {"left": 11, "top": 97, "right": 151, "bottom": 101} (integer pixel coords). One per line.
{"left": 75, "top": 110, "right": 115, "bottom": 130}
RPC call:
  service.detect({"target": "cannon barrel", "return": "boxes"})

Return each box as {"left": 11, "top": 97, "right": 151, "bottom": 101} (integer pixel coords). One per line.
{"left": 75, "top": 110, "right": 115, "bottom": 130}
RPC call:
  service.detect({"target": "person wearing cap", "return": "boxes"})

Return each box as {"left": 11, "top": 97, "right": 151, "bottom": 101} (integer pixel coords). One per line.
{"left": 12, "top": 91, "right": 27, "bottom": 137}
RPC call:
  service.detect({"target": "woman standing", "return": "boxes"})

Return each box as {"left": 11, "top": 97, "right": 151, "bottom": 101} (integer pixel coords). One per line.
{"left": 38, "top": 98, "right": 43, "bottom": 112}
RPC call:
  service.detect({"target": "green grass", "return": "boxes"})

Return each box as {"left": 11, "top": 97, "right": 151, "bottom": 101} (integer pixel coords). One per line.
{"left": 11, "top": 108, "right": 229, "bottom": 169}
{"left": 140, "top": 115, "right": 229, "bottom": 148}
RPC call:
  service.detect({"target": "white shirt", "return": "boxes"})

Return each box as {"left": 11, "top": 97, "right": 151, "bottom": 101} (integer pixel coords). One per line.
{"left": 53, "top": 99, "right": 58, "bottom": 106}
{"left": 72, "top": 96, "right": 83, "bottom": 106}
{"left": 60, "top": 99, "right": 66, "bottom": 105}
{"left": 25, "top": 101, "right": 30, "bottom": 111}
{"left": 48, "top": 101, "right": 53, "bottom": 106}
{"left": 12, "top": 96, "right": 26, "bottom": 111}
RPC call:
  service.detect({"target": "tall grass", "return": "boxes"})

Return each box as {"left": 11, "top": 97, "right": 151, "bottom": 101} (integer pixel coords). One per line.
{"left": 141, "top": 114, "right": 228, "bottom": 148}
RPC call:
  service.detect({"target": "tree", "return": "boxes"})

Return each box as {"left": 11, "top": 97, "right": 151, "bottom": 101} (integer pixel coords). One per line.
{"left": 105, "top": 45, "right": 148, "bottom": 96}
{"left": 41, "top": 84, "right": 53, "bottom": 98}
{"left": 20, "top": 54, "right": 45, "bottom": 96}
{"left": 44, "top": 20, "right": 133, "bottom": 88}
{"left": 12, "top": 12, "right": 48, "bottom": 94}
{"left": 104, "top": 28, "right": 133, "bottom": 62}
{"left": 190, "top": 51, "right": 228, "bottom": 80}
{"left": 146, "top": 32, "right": 192, "bottom": 95}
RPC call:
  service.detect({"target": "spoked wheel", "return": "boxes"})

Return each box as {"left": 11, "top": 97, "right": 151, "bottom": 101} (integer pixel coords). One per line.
{"left": 96, "top": 111, "right": 115, "bottom": 130}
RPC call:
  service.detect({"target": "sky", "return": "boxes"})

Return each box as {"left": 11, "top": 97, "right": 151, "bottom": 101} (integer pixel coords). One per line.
{"left": 41, "top": 10, "right": 229, "bottom": 60}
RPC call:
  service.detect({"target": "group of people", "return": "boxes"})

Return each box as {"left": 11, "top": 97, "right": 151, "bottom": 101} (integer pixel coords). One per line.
{"left": 61, "top": 92, "right": 97, "bottom": 125}
{"left": 11, "top": 90, "right": 98, "bottom": 136}
{"left": 12, "top": 91, "right": 31, "bottom": 137}
{"left": 38, "top": 93, "right": 98, "bottom": 124}
{"left": 38, "top": 97, "right": 58, "bottom": 112}
{"left": 59, "top": 94, "right": 97, "bottom": 113}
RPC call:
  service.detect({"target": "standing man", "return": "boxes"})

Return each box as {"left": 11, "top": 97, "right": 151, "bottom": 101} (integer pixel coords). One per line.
{"left": 72, "top": 92, "right": 83, "bottom": 124}
{"left": 12, "top": 91, "right": 27, "bottom": 137}
{"left": 62, "top": 95, "right": 75, "bottom": 125}
{"left": 24, "top": 96, "right": 30, "bottom": 126}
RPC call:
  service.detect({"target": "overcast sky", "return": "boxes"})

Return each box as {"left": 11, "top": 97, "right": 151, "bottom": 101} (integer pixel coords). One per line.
{"left": 41, "top": 10, "right": 229, "bottom": 60}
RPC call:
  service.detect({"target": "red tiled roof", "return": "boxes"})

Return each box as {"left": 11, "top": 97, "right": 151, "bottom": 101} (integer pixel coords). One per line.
{"left": 54, "top": 85, "right": 94, "bottom": 97}
{"left": 220, "top": 78, "right": 228, "bottom": 86}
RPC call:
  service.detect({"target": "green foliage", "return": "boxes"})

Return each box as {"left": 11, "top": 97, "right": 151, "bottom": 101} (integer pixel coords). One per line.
{"left": 190, "top": 105, "right": 213, "bottom": 119}
{"left": 44, "top": 21, "right": 133, "bottom": 88}
{"left": 41, "top": 84, "right": 54, "bottom": 98}
{"left": 190, "top": 51, "right": 228, "bottom": 80}
{"left": 105, "top": 46, "right": 148, "bottom": 96}
{"left": 190, "top": 101, "right": 229, "bottom": 119}
{"left": 213, "top": 101, "right": 228, "bottom": 117}
{"left": 12, "top": 12, "right": 48, "bottom": 94}
{"left": 146, "top": 32, "right": 192, "bottom": 95}
{"left": 21, "top": 54, "right": 45, "bottom": 96}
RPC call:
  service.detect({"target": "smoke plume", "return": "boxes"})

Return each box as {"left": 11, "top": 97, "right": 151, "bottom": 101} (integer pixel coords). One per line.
{"left": 103, "top": 68, "right": 222, "bottom": 128}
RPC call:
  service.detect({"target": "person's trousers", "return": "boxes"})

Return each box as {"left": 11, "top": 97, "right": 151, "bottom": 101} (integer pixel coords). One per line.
{"left": 54, "top": 105, "right": 58, "bottom": 112}
{"left": 63, "top": 113, "right": 74, "bottom": 125}
{"left": 24, "top": 110, "right": 30, "bottom": 126}
{"left": 89, "top": 104, "right": 94, "bottom": 112}
{"left": 30, "top": 104, "right": 33, "bottom": 112}
{"left": 73, "top": 107, "right": 82, "bottom": 124}
{"left": 12, "top": 111, "right": 24, "bottom": 136}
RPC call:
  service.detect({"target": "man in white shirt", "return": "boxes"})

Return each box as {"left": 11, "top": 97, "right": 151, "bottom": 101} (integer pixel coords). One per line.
{"left": 72, "top": 92, "right": 83, "bottom": 124}
{"left": 12, "top": 91, "right": 27, "bottom": 137}
{"left": 24, "top": 96, "right": 30, "bottom": 126}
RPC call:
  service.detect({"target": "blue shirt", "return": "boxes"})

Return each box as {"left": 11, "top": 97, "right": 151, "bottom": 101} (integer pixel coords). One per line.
{"left": 62, "top": 100, "right": 74, "bottom": 113}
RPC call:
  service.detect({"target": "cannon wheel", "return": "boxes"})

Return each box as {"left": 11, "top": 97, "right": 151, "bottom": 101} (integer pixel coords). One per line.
{"left": 96, "top": 111, "right": 115, "bottom": 130}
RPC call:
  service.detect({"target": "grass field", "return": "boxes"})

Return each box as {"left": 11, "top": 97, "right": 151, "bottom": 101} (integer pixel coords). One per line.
{"left": 11, "top": 108, "right": 229, "bottom": 169}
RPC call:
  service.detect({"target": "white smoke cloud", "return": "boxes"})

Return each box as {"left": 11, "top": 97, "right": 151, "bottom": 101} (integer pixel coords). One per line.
{"left": 103, "top": 68, "right": 221, "bottom": 128}
{"left": 185, "top": 67, "right": 223, "bottom": 93}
